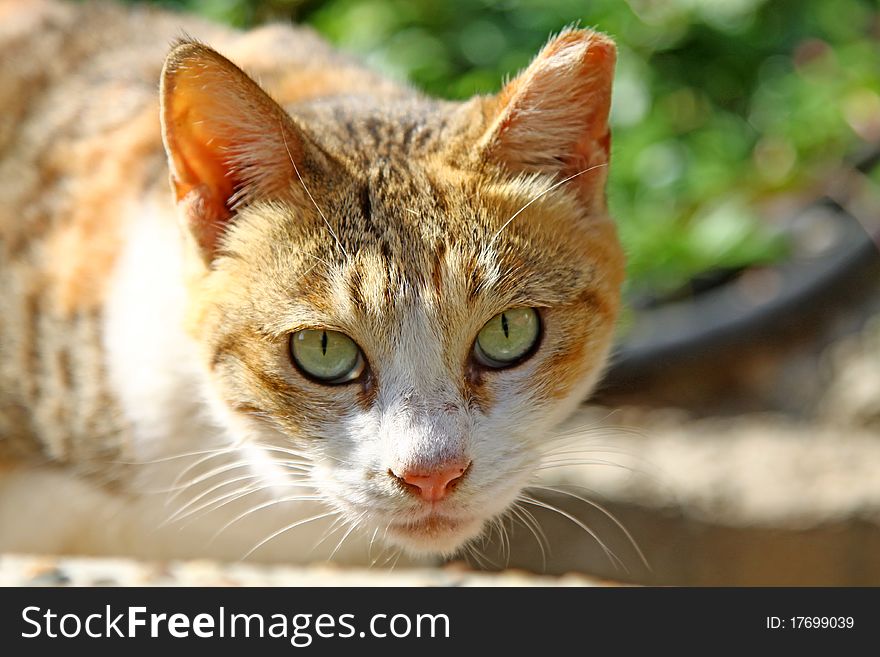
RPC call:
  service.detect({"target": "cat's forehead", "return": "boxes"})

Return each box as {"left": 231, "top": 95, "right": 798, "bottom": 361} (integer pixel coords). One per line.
{"left": 221, "top": 134, "right": 614, "bottom": 339}
{"left": 291, "top": 98, "right": 452, "bottom": 163}
{"left": 291, "top": 177, "right": 599, "bottom": 321}
{"left": 287, "top": 100, "right": 587, "bottom": 268}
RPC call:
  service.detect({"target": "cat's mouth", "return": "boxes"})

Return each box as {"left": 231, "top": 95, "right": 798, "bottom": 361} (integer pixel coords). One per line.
{"left": 384, "top": 512, "right": 483, "bottom": 553}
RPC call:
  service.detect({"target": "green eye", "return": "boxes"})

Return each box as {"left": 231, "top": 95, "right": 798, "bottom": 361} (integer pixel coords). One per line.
{"left": 289, "top": 329, "right": 364, "bottom": 383}
{"left": 474, "top": 308, "right": 541, "bottom": 368}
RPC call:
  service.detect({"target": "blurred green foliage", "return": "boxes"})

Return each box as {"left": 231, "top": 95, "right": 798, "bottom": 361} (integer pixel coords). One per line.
{"left": 134, "top": 0, "right": 880, "bottom": 295}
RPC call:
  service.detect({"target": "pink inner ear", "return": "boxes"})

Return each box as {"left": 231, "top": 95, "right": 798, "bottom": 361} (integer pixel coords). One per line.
{"left": 167, "top": 111, "right": 236, "bottom": 207}
{"left": 161, "top": 43, "right": 301, "bottom": 260}
{"left": 162, "top": 61, "right": 244, "bottom": 254}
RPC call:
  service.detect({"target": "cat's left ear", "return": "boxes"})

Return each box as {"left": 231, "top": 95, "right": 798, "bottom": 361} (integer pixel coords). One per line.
{"left": 160, "top": 41, "right": 321, "bottom": 262}
{"left": 472, "top": 28, "right": 616, "bottom": 210}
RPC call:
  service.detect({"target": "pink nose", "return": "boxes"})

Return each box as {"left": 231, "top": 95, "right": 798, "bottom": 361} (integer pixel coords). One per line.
{"left": 394, "top": 461, "right": 471, "bottom": 502}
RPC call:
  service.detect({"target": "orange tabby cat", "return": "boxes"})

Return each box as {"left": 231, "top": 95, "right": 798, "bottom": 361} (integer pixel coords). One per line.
{"left": 0, "top": 0, "right": 623, "bottom": 564}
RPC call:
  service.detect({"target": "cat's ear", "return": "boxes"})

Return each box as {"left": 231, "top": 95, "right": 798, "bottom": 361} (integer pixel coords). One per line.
{"left": 475, "top": 28, "right": 615, "bottom": 206}
{"left": 160, "top": 41, "right": 315, "bottom": 261}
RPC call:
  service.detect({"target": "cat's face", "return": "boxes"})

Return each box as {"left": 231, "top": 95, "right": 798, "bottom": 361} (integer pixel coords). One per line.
{"left": 161, "top": 30, "right": 623, "bottom": 556}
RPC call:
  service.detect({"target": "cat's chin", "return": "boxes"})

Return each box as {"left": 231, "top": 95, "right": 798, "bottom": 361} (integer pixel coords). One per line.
{"left": 383, "top": 513, "right": 485, "bottom": 556}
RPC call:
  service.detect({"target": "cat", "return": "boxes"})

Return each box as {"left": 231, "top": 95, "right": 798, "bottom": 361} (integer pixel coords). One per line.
{"left": 0, "top": 0, "right": 623, "bottom": 566}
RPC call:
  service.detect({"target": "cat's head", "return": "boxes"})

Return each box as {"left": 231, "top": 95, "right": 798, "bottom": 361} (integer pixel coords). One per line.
{"left": 160, "top": 29, "right": 623, "bottom": 557}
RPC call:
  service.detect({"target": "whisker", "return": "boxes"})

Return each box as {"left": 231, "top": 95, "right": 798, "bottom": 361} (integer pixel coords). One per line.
{"left": 168, "top": 476, "right": 314, "bottom": 527}
{"left": 491, "top": 164, "right": 608, "bottom": 242}
{"left": 164, "top": 460, "right": 258, "bottom": 503}
{"left": 251, "top": 442, "right": 354, "bottom": 467}
{"left": 531, "top": 459, "right": 635, "bottom": 473}
{"left": 542, "top": 434, "right": 647, "bottom": 455}
{"left": 250, "top": 442, "right": 315, "bottom": 459}
{"left": 387, "top": 548, "right": 403, "bottom": 572}
{"left": 508, "top": 503, "right": 548, "bottom": 570}
{"left": 376, "top": 538, "right": 402, "bottom": 569}
{"left": 370, "top": 524, "right": 395, "bottom": 568}
{"left": 544, "top": 416, "right": 649, "bottom": 443}
{"left": 242, "top": 510, "right": 338, "bottom": 560}
{"left": 162, "top": 473, "right": 262, "bottom": 525}
{"left": 280, "top": 119, "right": 348, "bottom": 258}
{"left": 268, "top": 460, "right": 314, "bottom": 472}
{"left": 113, "top": 445, "right": 233, "bottom": 468}
{"left": 210, "top": 494, "right": 324, "bottom": 542}
{"left": 537, "top": 452, "right": 665, "bottom": 489}
{"left": 518, "top": 493, "right": 626, "bottom": 573}
{"left": 495, "top": 516, "right": 511, "bottom": 567}
{"left": 510, "top": 457, "right": 631, "bottom": 475}
{"left": 549, "top": 426, "right": 649, "bottom": 442}
{"left": 542, "top": 444, "right": 640, "bottom": 457}
{"left": 171, "top": 485, "right": 265, "bottom": 529}
{"left": 301, "top": 252, "right": 334, "bottom": 269}
{"left": 312, "top": 515, "right": 349, "bottom": 553}
{"left": 368, "top": 527, "right": 383, "bottom": 567}
{"left": 531, "top": 484, "right": 650, "bottom": 572}
{"left": 463, "top": 541, "right": 498, "bottom": 571}
{"left": 328, "top": 513, "right": 365, "bottom": 561}
{"left": 143, "top": 450, "right": 241, "bottom": 498}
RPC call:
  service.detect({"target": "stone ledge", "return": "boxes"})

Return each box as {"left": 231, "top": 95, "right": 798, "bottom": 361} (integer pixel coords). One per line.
{"left": 0, "top": 553, "right": 610, "bottom": 587}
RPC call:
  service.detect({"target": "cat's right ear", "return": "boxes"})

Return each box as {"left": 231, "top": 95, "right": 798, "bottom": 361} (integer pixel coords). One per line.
{"left": 466, "top": 28, "right": 616, "bottom": 214}
{"left": 160, "top": 41, "right": 316, "bottom": 262}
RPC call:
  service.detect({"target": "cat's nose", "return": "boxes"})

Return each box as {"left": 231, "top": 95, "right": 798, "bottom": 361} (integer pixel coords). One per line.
{"left": 392, "top": 461, "right": 472, "bottom": 502}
